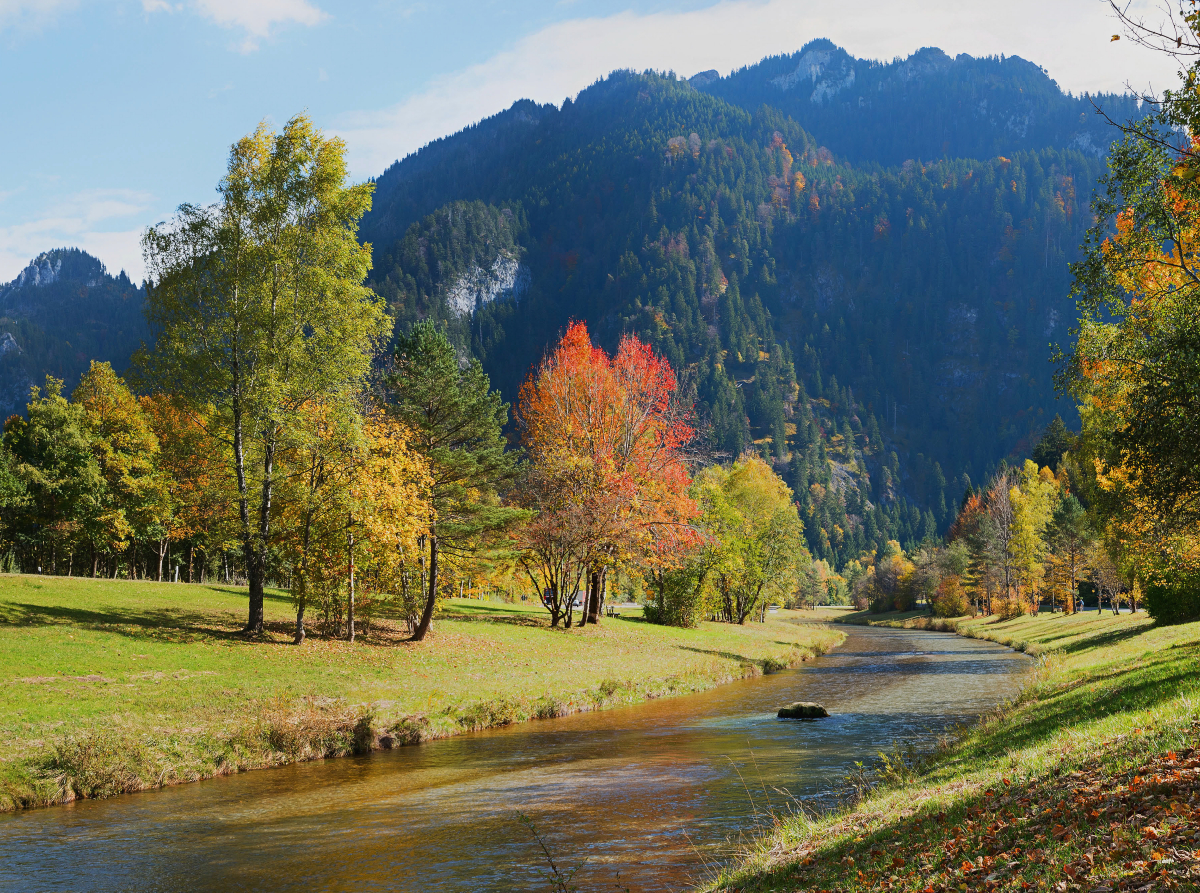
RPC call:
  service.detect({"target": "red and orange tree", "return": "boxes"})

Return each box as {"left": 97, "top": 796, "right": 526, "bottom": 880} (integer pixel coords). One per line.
{"left": 515, "top": 322, "right": 699, "bottom": 624}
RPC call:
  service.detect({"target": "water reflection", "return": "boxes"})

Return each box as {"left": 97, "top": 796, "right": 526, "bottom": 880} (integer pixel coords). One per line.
{"left": 0, "top": 626, "right": 1029, "bottom": 893}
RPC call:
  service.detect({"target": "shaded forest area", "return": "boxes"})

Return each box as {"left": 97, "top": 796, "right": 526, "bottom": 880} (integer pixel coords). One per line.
{"left": 363, "top": 51, "right": 1124, "bottom": 570}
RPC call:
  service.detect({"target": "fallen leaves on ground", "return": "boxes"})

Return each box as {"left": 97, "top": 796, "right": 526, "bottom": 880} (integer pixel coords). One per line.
{"left": 763, "top": 726, "right": 1200, "bottom": 892}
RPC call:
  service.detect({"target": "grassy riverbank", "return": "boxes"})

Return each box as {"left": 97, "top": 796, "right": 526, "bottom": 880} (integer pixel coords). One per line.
{"left": 0, "top": 574, "right": 842, "bottom": 813}
{"left": 710, "top": 609, "right": 1200, "bottom": 892}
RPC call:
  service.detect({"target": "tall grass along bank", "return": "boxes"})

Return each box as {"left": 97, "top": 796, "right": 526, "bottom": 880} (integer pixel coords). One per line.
{"left": 0, "top": 575, "right": 842, "bottom": 813}
{"left": 710, "top": 610, "right": 1200, "bottom": 892}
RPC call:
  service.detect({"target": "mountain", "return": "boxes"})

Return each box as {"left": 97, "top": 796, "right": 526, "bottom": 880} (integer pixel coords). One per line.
{"left": 0, "top": 249, "right": 147, "bottom": 419}
{"left": 11, "top": 43, "right": 1124, "bottom": 570}
{"left": 691, "top": 39, "right": 1144, "bottom": 167}
{"left": 361, "top": 47, "right": 1113, "bottom": 567}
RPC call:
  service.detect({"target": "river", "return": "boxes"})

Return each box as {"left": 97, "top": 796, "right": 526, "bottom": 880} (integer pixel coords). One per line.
{"left": 0, "top": 624, "right": 1030, "bottom": 892}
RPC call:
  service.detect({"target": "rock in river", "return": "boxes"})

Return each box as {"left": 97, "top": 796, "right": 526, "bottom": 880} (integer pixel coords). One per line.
{"left": 777, "top": 702, "right": 829, "bottom": 719}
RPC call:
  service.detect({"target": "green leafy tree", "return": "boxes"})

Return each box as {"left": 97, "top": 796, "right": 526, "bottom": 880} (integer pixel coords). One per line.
{"left": 139, "top": 113, "right": 388, "bottom": 633}
{"left": 696, "top": 453, "right": 808, "bottom": 624}
{"left": 4, "top": 378, "right": 103, "bottom": 574}
{"left": 384, "top": 321, "right": 520, "bottom": 641}
{"left": 72, "top": 362, "right": 171, "bottom": 578}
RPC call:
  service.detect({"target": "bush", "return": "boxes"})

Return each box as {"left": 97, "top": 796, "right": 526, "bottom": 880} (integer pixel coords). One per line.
{"left": 1144, "top": 577, "right": 1200, "bottom": 625}
{"left": 891, "top": 585, "right": 917, "bottom": 612}
{"left": 869, "top": 593, "right": 893, "bottom": 614}
{"left": 456, "top": 698, "right": 522, "bottom": 730}
{"left": 932, "top": 574, "right": 969, "bottom": 618}
{"left": 644, "top": 568, "right": 704, "bottom": 627}
{"left": 45, "top": 731, "right": 153, "bottom": 800}
{"left": 993, "top": 596, "right": 1026, "bottom": 620}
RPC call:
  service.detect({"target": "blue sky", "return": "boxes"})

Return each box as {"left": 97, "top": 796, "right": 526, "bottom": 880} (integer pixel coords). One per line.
{"left": 0, "top": 0, "right": 1179, "bottom": 282}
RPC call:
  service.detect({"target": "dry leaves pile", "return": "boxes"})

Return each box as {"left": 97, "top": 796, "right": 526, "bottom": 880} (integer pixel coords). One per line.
{"left": 758, "top": 729, "right": 1200, "bottom": 892}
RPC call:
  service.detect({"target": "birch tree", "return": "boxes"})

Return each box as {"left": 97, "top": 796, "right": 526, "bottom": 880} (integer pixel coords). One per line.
{"left": 139, "top": 114, "right": 388, "bottom": 634}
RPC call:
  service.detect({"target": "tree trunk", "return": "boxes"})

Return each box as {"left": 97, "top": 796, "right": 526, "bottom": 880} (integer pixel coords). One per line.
{"left": 294, "top": 512, "right": 313, "bottom": 646}
{"left": 245, "top": 433, "right": 277, "bottom": 636}
{"left": 346, "top": 516, "right": 356, "bottom": 643}
{"left": 411, "top": 531, "right": 438, "bottom": 641}
{"left": 187, "top": 543, "right": 194, "bottom": 584}
{"left": 585, "top": 569, "right": 603, "bottom": 625}
{"left": 230, "top": 386, "right": 260, "bottom": 633}
{"left": 583, "top": 570, "right": 595, "bottom": 624}
{"left": 157, "top": 539, "right": 167, "bottom": 582}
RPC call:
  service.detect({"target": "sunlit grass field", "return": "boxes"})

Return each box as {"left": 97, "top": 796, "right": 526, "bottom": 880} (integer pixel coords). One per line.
{"left": 0, "top": 574, "right": 843, "bottom": 811}
{"left": 710, "top": 609, "right": 1200, "bottom": 891}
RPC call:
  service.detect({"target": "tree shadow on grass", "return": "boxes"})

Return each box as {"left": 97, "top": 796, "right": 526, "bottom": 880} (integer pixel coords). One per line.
{"left": 188, "top": 585, "right": 293, "bottom": 605}
{"left": 440, "top": 603, "right": 548, "bottom": 628}
{"left": 961, "top": 643, "right": 1200, "bottom": 761}
{"left": 677, "top": 645, "right": 763, "bottom": 665}
{"left": 0, "top": 601, "right": 280, "bottom": 645}
{"left": 1049, "top": 622, "right": 1155, "bottom": 655}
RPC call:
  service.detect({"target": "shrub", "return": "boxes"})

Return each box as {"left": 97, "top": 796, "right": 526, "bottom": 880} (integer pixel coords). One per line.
{"left": 993, "top": 596, "right": 1026, "bottom": 620}
{"left": 892, "top": 585, "right": 917, "bottom": 612}
{"left": 1144, "top": 577, "right": 1200, "bottom": 625}
{"left": 389, "top": 715, "right": 431, "bottom": 745}
{"left": 261, "top": 699, "right": 360, "bottom": 758}
{"left": 932, "top": 574, "right": 969, "bottom": 618}
{"left": 456, "top": 698, "right": 522, "bottom": 730}
{"left": 45, "top": 731, "right": 153, "bottom": 800}
{"left": 533, "top": 697, "right": 564, "bottom": 719}
{"left": 869, "top": 593, "right": 894, "bottom": 614}
{"left": 644, "top": 567, "right": 704, "bottom": 627}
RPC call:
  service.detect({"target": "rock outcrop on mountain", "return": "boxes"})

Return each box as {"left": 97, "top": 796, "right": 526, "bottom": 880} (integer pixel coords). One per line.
{"left": 0, "top": 248, "right": 146, "bottom": 419}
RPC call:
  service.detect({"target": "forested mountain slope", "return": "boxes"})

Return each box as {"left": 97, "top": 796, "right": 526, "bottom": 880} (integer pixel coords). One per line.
{"left": 0, "top": 249, "right": 146, "bottom": 419}
{"left": 692, "top": 39, "right": 1143, "bottom": 166}
{"left": 362, "top": 57, "right": 1108, "bottom": 569}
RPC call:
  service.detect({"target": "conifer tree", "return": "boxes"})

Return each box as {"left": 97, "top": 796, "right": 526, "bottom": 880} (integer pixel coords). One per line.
{"left": 384, "top": 321, "right": 519, "bottom": 641}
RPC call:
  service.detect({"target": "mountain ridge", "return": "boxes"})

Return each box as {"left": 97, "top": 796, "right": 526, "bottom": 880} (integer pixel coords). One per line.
{"left": 10, "top": 40, "right": 1131, "bottom": 569}
{"left": 0, "top": 247, "right": 147, "bottom": 420}
{"left": 691, "top": 39, "right": 1143, "bottom": 166}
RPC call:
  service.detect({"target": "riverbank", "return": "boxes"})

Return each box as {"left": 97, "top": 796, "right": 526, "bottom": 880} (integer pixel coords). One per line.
{"left": 709, "top": 609, "right": 1200, "bottom": 891}
{"left": 0, "top": 575, "right": 843, "bottom": 813}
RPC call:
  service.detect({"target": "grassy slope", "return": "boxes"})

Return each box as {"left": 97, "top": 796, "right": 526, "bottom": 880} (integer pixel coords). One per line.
{"left": 710, "top": 609, "right": 1200, "bottom": 892}
{"left": 0, "top": 575, "right": 842, "bottom": 812}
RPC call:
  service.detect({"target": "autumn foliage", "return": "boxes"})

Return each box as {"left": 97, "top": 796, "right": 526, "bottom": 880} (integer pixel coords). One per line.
{"left": 515, "top": 322, "right": 699, "bottom": 625}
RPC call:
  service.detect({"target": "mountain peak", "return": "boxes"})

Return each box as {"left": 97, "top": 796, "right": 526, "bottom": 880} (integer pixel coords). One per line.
{"left": 694, "top": 40, "right": 1141, "bottom": 165}
{"left": 3, "top": 248, "right": 109, "bottom": 294}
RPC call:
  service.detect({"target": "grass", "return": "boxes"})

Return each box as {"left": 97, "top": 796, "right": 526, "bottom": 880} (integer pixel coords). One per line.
{"left": 0, "top": 574, "right": 843, "bottom": 812}
{"left": 708, "top": 609, "right": 1200, "bottom": 892}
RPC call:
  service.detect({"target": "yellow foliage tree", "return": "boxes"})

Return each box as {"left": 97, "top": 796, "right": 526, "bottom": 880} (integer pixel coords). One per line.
{"left": 1008, "top": 460, "right": 1059, "bottom": 613}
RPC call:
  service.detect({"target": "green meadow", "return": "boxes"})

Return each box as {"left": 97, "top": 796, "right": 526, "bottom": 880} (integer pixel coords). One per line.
{"left": 0, "top": 574, "right": 842, "bottom": 812}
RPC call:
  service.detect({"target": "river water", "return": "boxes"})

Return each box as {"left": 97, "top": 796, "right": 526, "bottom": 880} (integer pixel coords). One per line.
{"left": 0, "top": 625, "right": 1029, "bottom": 892}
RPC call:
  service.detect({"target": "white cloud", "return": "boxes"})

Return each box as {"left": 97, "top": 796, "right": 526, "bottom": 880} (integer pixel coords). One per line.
{"left": 141, "top": 0, "right": 326, "bottom": 50}
{"left": 0, "top": 189, "right": 154, "bottom": 284}
{"left": 194, "top": 0, "right": 324, "bottom": 35}
{"left": 335, "top": 0, "right": 1182, "bottom": 178}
